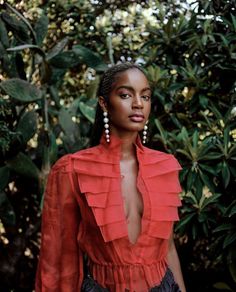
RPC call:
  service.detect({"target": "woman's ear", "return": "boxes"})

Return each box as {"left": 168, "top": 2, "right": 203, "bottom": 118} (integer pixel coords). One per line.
{"left": 98, "top": 96, "right": 108, "bottom": 112}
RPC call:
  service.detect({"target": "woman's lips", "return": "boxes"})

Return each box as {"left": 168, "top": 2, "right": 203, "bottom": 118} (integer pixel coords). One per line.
{"left": 129, "top": 114, "right": 144, "bottom": 122}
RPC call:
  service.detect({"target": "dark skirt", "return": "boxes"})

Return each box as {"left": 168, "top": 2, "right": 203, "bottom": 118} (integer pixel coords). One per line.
{"left": 149, "top": 268, "right": 181, "bottom": 292}
{"left": 82, "top": 267, "right": 181, "bottom": 292}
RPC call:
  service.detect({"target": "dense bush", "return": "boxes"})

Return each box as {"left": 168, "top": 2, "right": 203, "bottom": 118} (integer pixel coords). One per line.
{"left": 0, "top": 1, "right": 235, "bottom": 291}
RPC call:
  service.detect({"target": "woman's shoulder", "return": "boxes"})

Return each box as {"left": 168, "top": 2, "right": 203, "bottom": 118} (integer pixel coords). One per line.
{"left": 50, "top": 154, "right": 73, "bottom": 172}
{"left": 71, "top": 144, "right": 102, "bottom": 161}
{"left": 51, "top": 145, "right": 102, "bottom": 171}
{"left": 143, "top": 146, "right": 181, "bottom": 168}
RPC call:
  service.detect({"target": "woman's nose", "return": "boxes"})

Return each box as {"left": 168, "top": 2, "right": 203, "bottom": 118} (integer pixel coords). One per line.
{"left": 132, "top": 95, "right": 143, "bottom": 108}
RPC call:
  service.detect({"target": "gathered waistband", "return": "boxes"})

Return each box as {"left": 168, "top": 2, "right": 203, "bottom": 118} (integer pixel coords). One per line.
{"left": 87, "top": 259, "right": 168, "bottom": 292}
{"left": 82, "top": 266, "right": 181, "bottom": 292}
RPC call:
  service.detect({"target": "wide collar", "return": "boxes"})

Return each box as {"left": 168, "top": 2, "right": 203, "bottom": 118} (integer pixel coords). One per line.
{"left": 99, "top": 132, "right": 145, "bottom": 154}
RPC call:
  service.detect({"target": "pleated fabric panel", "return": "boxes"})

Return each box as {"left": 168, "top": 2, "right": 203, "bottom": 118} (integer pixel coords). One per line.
{"left": 137, "top": 147, "right": 182, "bottom": 240}
{"left": 72, "top": 147, "right": 128, "bottom": 243}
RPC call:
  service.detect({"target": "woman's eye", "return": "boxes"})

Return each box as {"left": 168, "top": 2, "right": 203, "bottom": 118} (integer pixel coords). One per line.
{"left": 142, "top": 95, "right": 151, "bottom": 101}
{"left": 120, "top": 93, "right": 131, "bottom": 99}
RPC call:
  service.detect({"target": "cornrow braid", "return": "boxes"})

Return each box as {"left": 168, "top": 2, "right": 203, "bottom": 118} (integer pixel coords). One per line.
{"left": 90, "top": 62, "right": 147, "bottom": 146}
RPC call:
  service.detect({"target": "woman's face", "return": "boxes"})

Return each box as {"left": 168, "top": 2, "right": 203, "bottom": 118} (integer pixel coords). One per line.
{"left": 101, "top": 68, "right": 151, "bottom": 137}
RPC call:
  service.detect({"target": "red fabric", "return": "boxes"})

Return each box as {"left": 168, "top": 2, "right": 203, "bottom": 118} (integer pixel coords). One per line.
{"left": 36, "top": 135, "right": 182, "bottom": 292}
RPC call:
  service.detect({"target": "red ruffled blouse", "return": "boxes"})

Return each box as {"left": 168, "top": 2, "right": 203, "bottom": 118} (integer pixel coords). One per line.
{"left": 36, "top": 135, "right": 182, "bottom": 292}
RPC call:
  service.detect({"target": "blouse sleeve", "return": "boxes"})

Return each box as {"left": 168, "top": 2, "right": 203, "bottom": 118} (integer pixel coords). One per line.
{"left": 35, "top": 155, "right": 84, "bottom": 292}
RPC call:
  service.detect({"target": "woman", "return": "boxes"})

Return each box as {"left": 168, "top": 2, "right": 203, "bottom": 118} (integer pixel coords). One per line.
{"left": 36, "top": 63, "right": 186, "bottom": 292}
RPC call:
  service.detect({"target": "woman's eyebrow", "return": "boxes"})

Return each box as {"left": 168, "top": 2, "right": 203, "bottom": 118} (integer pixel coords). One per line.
{"left": 116, "top": 85, "right": 152, "bottom": 93}
{"left": 141, "top": 87, "right": 152, "bottom": 93}
{"left": 116, "top": 85, "right": 134, "bottom": 92}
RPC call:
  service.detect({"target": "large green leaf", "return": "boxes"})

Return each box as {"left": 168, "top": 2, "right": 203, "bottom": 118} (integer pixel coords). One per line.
{"left": 4, "top": 2, "right": 37, "bottom": 43}
{"left": 16, "top": 110, "right": 38, "bottom": 143}
{"left": 6, "top": 152, "right": 40, "bottom": 179}
{"left": 0, "top": 166, "right": 10, "bottom": 191}
{"left": 34, "top": 13, "right": 49, "bottom": 46}
{"left": 0, "top": 78, "right": 42, "bottom": 102}
{"left": 49, "top": 51, "right": 80, "bottom": 68}
{"left": 48, "top": 67, "right": 67, "bottom": 85}
{"left": 0, "top": 191, "right": 16, "bottom": 226}
{"left": 72, "top": 45, "right": 108, "bottom": 72}
{"left": 0, "top": 18, "right": 9, "bottom": 48}
{"left": 223, "top": 232, "right": 236, "bottom": 249}
{"left": 154, "top": 118, "right": 168, "bottom": 145}
{"left": 7, "top": 44, "right": 45, "bottom": 58}
{"left": 37, "top": 130, "right": 58, "bottom": 173}
{"left": 49, "top": 86, "right": 60, "bottom": 107}
{"left": 79, "top": 102, "right": 95, "bottom": 123}
{"left": 201, "top": 193, "right": 221, "bottom": 210}
{"left": 222, "top": 161, "right": 231, "bottom": 188}
{"left": 86, "top": 76, "right": 100, "bottom": 99}
{"left": 214, "top": 223, "right": 233, "bottom": 233}
{"left": 231, "top": 13, "right": 236, "bottom": 32}
{"left": 1, "top": 49, "right": 19, "bottom": 78}
{"left": 225, "top": 200, "right": 236, "bottom": 217}
{"left": 198, "top": 163, "right": 217, "bottom": 175}
{"left": 59, "top": 108, "right": 80, "bottom": 143}
{"left": 198, "top": 170, "right": 216, "bottom": 192}
{"left": 1, "top": 12, "right": 31, "bottom": 43}
{"left": 46, "top": 37, "right": 68, "bottom": 60}
{"left": 200, "top": 152, "right": 224, "bottom": 160}
{"left": 177, "top": 149, "right": 192, "bottom": 160}
{"left": 213, "top": 282, "right": 232, "bottom": 291}
{"left": 0, "top": 42, "right": 5, "bottom": 58}
{"left": 186, "top": 170, "right": 197, "bottom": 190}
{"left": 175, "top": 213, "right": 195, "bottom": 231}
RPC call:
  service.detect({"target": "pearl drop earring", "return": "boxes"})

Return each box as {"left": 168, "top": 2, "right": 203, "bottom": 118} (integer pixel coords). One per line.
{"left": 143, "top": 122, "right": 148, "bottom": 144}
{"left": 103, "top": 111, "right": 110, "bottom": 143}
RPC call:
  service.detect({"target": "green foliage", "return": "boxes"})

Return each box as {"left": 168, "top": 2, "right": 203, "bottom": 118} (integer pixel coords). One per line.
{"left": 0, "top": 78, "right": 43, "bottom": 102}
{"left": 72, "top": 45, "right": 108, "bottom": 71}
{"left": 0, "top": 0, "right": 236, "bottom": 291}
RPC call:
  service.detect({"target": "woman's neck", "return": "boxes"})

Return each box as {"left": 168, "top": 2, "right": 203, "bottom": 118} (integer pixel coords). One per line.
{"left": 112, "top": 131, "right": 138, "bottom": 159}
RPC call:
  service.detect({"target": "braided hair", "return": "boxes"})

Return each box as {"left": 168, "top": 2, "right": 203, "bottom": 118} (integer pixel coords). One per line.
{"left": 90, "top": 62, "right": 147, "bottom": 146}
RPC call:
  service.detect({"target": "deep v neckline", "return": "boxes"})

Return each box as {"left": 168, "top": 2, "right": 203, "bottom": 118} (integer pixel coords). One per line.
{"left": 119, "top": 155, "right": 145, "bottom": 245}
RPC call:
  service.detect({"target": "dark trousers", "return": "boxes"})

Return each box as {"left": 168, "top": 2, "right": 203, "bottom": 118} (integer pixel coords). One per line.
{"left": 82, "top": 267, "right": 181, "bottom": 292}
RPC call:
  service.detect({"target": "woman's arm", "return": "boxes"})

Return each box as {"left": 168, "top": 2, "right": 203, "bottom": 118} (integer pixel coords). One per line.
{"left": 167, "top": 232, "right": 186, "bottom": 292}
{"left": 35, "top": 156, "right": 84, "bottom": 291}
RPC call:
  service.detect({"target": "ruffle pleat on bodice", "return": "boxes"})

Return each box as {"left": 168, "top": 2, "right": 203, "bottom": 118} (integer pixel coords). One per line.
{"left": 139, "top": 150, "right": 182, "bottom": 239}
{"left": 71, "top": 136, "right": 182, "bottom": 244}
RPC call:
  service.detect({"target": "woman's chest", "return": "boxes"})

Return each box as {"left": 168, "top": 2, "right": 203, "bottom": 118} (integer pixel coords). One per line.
{"left": 120, "top": 158, "right": 144, "bottom": 219}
